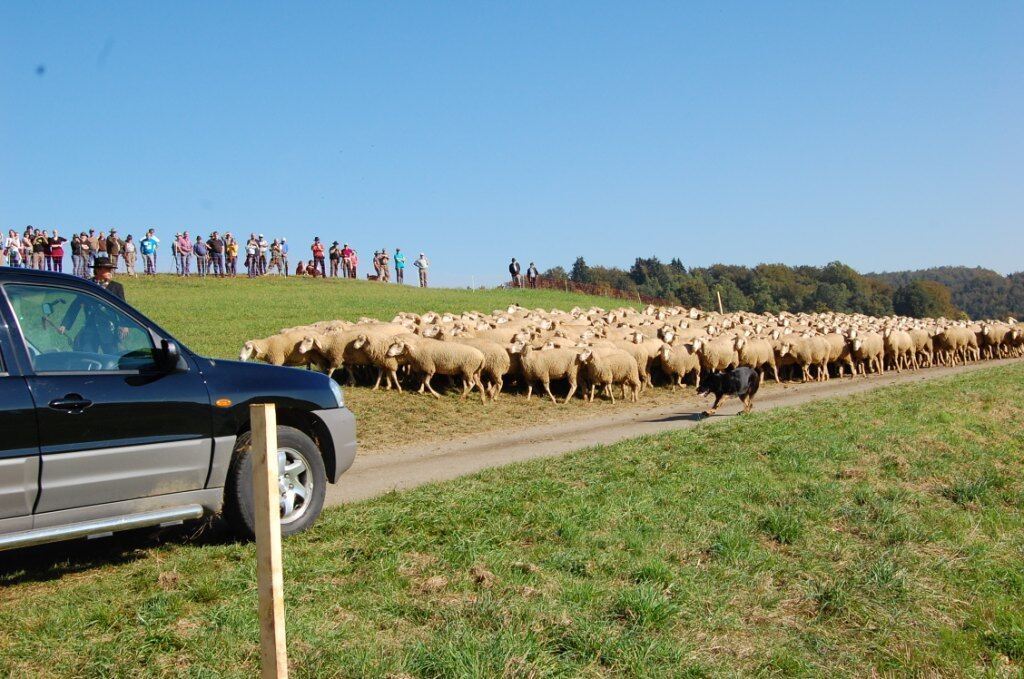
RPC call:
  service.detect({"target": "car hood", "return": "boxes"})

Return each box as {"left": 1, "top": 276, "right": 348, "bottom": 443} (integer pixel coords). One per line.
{"left": 194, "top": 356, "right": 340, "bottom": 412}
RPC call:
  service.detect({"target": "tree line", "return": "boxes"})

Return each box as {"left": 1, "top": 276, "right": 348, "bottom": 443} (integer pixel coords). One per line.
{"left": 539, "top": 258, "right": 1024, "bottom": 320}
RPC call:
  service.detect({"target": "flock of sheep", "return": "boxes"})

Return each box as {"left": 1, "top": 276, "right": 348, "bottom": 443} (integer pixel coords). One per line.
{"left": 239, "top": 304, "right": 1023, "bottom": 404}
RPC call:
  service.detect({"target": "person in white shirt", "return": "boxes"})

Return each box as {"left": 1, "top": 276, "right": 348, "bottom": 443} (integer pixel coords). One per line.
{"left": 414, "top": 253, "right": 429, "bottom": 288}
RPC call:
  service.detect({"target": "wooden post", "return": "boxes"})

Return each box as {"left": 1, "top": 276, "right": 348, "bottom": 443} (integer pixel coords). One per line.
{"left": 716, "top": 289, "right": 724, "bottom": 315}
{"left": 251, "top": 403, "right": 288, "bottom": 679}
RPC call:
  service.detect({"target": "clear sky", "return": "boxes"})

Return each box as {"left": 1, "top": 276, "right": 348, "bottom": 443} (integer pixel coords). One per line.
{"left": 2, "top": 2, "right": 1021, "bottom": 286}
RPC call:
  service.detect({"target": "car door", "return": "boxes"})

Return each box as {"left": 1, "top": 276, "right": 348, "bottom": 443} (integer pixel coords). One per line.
{"left": 2, "top": 282, "right": 214, "bottom": 514}
{"left": 0, "top": 321, "right": 39, "bottom": 534}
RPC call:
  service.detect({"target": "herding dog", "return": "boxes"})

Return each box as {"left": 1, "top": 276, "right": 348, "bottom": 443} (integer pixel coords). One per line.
{"left": 698, "top": 366, "right": 760, "bottom": 417}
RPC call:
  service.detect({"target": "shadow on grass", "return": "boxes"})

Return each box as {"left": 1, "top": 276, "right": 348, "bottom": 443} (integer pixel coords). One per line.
{"left": 0, "top": 517, "right": 238, "bottom": 587}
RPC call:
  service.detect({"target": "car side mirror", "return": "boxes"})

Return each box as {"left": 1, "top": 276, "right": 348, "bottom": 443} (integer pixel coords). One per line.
{"left": 160, "top": 339, "right": 182, "bottom": 372}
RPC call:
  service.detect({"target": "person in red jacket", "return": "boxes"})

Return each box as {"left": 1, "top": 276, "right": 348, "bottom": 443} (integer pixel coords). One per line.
{"left": 310, "top": 237, "right": 326, "bottom": 277}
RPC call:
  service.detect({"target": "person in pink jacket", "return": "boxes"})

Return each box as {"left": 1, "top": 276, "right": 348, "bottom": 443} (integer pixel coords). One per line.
{"left": 177, "top": 232, "right": 194, "bottom": 276}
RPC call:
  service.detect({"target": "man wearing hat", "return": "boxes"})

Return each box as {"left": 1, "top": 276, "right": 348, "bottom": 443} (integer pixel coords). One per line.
{"left": 54, "top": 254, "right": 129, "bottom": 348}
{"left": 89, "top": 254, "right": 126, "bottom": 301}
{"left": 310, "top": 236, "right": 325, "bottom": 277}
{"left": 329, "top": 241, "right": 341, "bottom": 277}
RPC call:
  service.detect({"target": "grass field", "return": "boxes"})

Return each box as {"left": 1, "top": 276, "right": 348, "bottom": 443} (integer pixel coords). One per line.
{"left": 2, "top": 364, "right": 1022, "bottom": 677}
{"left": 120, "top": 276, "right": 679, "bottom": 452}
{"left": 122, "top": 275, "right": 638, "bottom": 359}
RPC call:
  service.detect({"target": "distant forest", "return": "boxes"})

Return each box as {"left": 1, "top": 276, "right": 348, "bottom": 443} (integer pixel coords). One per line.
{"left": 539, "top": 258, "right": 1024, "bottom": 320}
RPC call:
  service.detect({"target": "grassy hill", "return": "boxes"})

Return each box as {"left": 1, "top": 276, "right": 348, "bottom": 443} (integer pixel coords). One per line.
{"left": 122, "top": 275, "right": 640, "bottom": 358}
{"left": 3, "top": 364, "right": 1022, "bottom": 676}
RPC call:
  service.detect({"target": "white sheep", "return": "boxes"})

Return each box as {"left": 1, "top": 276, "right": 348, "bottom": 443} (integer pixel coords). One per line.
{"left": 386, "top": 337, "right": 487, "bottom": 402}
{"left": 508, "top": 343, "right": 581, "bottom": 404}
{"left": 240, "top": 332, "right": 328, "bottom": 371}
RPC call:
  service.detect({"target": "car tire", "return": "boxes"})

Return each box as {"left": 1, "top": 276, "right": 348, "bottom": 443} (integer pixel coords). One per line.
{"left": 223, "top": 425, "right": 328, "bottom": 539}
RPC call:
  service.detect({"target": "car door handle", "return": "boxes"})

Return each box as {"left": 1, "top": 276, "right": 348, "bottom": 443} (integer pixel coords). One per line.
{"left": 48, "top": 395, "right": 93, "bottom": 412}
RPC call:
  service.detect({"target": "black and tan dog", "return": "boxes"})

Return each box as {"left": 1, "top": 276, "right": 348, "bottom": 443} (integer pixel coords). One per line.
{"left": 698, "top": 366, "right": 760, "bottom": 417}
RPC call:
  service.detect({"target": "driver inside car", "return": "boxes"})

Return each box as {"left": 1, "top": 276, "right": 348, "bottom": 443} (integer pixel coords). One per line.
{"left": 54, "top": 254, "right": 130, "bottom": 351}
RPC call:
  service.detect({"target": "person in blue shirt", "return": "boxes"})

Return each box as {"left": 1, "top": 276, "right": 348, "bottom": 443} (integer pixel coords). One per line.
{"left": 280, "top": 238, "right": 289, "bottom": 277}
{"left": 394, "top": 248, "right": 406, "bottom": 284}
{"left": 140, "top": 231, "right": 159, "bottom": 275}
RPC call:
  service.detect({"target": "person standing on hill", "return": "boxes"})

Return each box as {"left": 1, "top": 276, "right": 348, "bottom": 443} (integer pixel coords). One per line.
{"left": 5, "top": 230, "right": 22, "bottom": 267}
{"left": 140, "top": 231, "right": 159, "bottom": 275}
{"left": 379, "top": 248, "right": 390, "bottom": 282}
{"left": 194, "top": 233, "right": 210, "bottom": 277}
{"left": 245, "top": 235, "right": 258, "bottom": 277}
{"left": 178, "top": 232, "right": 194, "bottom": 276}
{"left": 123, "top": 235, "right": 137, "bottom": 277}
{"left": 527, "top": 262, "right": 539, "bottom": 288}
{"left": 171, "top": 233, "right": 182, "bottom": 275}
{"left": 145, "top": 228, "right": 160, "bottom": 271}
{"left": 341, "top": 243, "right": 353, "bottom": 278}
{"left": 209, "top": 231, "right": 226, "bottom": 277}
{"left": 106, "top": 230, "right": 122, "bottom": 269}
{"left": 96, "top": 231, "right": 108, "bottom": 263}
{"left": 31, "top": 229, "right": 48, "bottom": 269}
{"left": 329, "top": 241, "right": 341, "bottom": 277}
{"left": 269, "top": 239, "right": 284, "bottom": 274}
{"left": 508, "top": 257, "right": 521, "bottom": 288}
{"left": 78, "top": 232, "right": 92, "bottom": 275}
{"left": 280, "top": 238, "right": 289, "bottom": 276}
{"left": 68, "top": 233, "right": 83, "bottom": 273}
{"left": 415, "top": 252, "right": 429, "bottom": 287}
{"left": 258, "top": 234, "right": 270, "bottom": 275}
{"left": 41, "top": 229, "right": 54, "bottom": 270}
{"left": 49, "top": 230, "right": 67, "bottom": 273}
{"left": 86, "top": 229, "right": 101, "bottom": 267}
{"left": 310, "top": 237, "right": 326, "bottom": 277}
{"left": 394, "top": 247, "right": 406, "bottom": 284}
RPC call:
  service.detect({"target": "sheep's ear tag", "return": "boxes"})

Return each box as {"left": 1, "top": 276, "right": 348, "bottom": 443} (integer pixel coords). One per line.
{"left": 215, "top": 398, "right": 232, "bottom": 408}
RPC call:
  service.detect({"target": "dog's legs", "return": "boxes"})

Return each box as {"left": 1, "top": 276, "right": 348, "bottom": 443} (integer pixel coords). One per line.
{"left": 703, "top": 393, "right": 729, "bottom": 417}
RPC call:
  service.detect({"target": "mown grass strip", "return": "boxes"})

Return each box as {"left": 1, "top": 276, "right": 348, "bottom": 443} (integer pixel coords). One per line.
{"left": 2, "top": 364, "right": 1022, "bottom": 677}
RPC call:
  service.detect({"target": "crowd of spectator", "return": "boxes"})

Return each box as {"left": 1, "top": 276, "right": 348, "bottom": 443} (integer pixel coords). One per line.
{"left": 3, "top": 226, "right": 432, "bottom": 287}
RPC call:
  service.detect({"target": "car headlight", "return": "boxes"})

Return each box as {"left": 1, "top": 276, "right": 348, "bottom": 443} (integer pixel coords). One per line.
{"left": 328, "top": 378, "right": 345, "bottom": 408}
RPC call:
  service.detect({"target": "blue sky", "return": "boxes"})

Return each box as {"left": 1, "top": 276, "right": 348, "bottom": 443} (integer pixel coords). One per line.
{"left": 2, "top": 2, "right": 1021, "bottom": 286}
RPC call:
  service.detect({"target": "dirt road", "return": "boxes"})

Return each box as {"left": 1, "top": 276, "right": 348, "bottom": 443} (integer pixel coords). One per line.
{"left": 325, "top": 358, "right": 1020, "bottom": 506}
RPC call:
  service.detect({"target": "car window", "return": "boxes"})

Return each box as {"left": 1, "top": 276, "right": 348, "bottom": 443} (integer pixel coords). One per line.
{"left": 5, "top": 284, "right": 158, "bottom": 373}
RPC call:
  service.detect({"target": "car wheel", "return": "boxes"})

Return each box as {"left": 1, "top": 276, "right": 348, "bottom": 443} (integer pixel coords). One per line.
{"left": 223, "top": 425, "right": 328, "bottom": 539}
